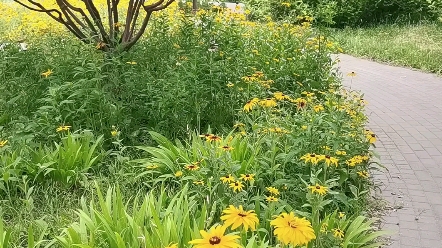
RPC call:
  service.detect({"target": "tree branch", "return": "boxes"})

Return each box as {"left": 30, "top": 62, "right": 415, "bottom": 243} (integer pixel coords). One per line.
{"left": 122, "top": 0, "right": 136, "bottom": 42}
{"left": 83, "top": 0, "right": 111, "bottom": 44}
{"left": 128, "top": 0, "right": 144, "bottom": 40}
{"left": 151, "top": 0, "right": 175, "bottom": 11}
{"left": 122, "top": 11, "right": 152, "bottom": 51}
{"left": 60, "top": 0, "right": 100, "bottom": 40}
{"left": 13, "top": 0, "right": 64, "bottom": 24}
{"left": 143, "top": 0, "right": 165, "bottom": 11}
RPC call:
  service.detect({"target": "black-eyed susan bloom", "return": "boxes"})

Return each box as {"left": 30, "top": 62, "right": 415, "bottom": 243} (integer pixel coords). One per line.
{"left": 338, "top": 212, "right": 345, "bottom": 218}
{"left": 185, "top": 164, "right": 200, "bottom": 171}
{"left": 300, "top": 153, "right": 319, "bottom": 165}
{"left": 291, "top": 97, "right": 307, "bottom": 108}
{"left": 229, "top": 181, "right": 244, "bottom": 192}
{"left": 219, "top": 145, "right": 234, "bottom": 151}
{"left": 243, "top": 98, "right": 259, "bottom": 112}
{"left": 240, "top": 173, "right": 255, "bottom": 181}
{"left": 313, "top": 105, "right": 324, "bottom": 112}
{"left": 308, "top": 184, "right": 328, "bottom": 195}
{"left": 266, "top": 187, "right": 280, "bottom": 196}
{"left": 259, "top": 98, "right": 277, "bottom": 108}
{"left": 270, "top": 212, "right": 316, "bottom": 246}
{"left": 189, "top": 225, "right": 241, "bottom": 248}
{"left": 347, "top": 71, "right": 357, "bottom": 77}
{"left": 333, "top": 228, "right": 345, "bottom": 239}
{"left": 220, "top": 174, "right": 235, "bottom": 183}
{"left": 266, "top": 196, "right": 278, "bottom": 202}
{"left": 322, "top": 155, "right": 339, "bottom": 167}
{"left": 273, "top": 91, "right": 289, "bottom": 101}
{"left": 175, "top": 171, "right": 183, "bottom": 177}
{"left": 367, "top": 133, "right": 376, "bottom": 144}
{"left": 208, "top": 134, "right": 222, "bottom": 142}
{"left": 220, "top": 205, "right": 259, "bottom": 231}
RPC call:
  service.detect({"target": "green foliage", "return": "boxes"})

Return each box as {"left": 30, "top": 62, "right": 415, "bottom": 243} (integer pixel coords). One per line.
{"left": 0, "top": 131, "right": 104, "bottom": 194}
{"left": 243, "top": 0, "right": 442, "bottom": 27}
{"left": 0, "top": 3, "right": 387, "bottom": 248}
{"left": 0, "top": 6, "right": 337, "bottom": 145}
{"left": 29, "top": 131, "right": 104, "bottom": 185}
{"left": 56, "top": 183, "right": 204, "bottom": 247}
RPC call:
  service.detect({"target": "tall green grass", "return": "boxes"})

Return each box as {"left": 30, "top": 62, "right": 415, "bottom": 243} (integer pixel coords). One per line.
{"left": 333, "top": 23, "right": 442, "bottom": 74}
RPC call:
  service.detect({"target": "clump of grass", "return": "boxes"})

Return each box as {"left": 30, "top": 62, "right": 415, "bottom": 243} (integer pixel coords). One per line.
{"left": 333, "top": 23, "right": 442, "bottom": 74}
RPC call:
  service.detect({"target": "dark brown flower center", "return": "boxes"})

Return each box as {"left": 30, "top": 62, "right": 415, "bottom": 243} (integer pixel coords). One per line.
{"left": 238, "top": 213, "right": 247, "bottom": 217}
{"left": 310, "top": 154, "right": 316, "bottom": 157}
{"left": 316, "top": 185, "right": 321, "bottom": 189}
{"left": 371, "top": 134, "right": 375, "bottom": 137}
{"left": 246, "top": 174, "right": 250, "bottom": 177}
{"left": 288, "top": 221, "right": 297, "bottom": 228}
{"left": 226, "top": 175, "right": 230, "bottom": 178}
{"left": 266, "top": 98, "right": 272, "bottom": 101}
{"left": 209, "top": 236, "right": 221, "bottom": 245}
{"left": 299, "top": 102, "right": 305, "bottom": 107}
{"left": 325, "top": 155, "right": 331, "bottom": 159}
{"left": 235, "top": 183, "right": 239, "bottom": 186}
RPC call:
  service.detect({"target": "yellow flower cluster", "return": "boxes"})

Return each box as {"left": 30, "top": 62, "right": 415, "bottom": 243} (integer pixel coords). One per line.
{"left": 300, "top": 153, "right": 339, "bottom": 167}
{"left": 220, "top": 174, "right": 255, "bottom": 192}
{"left": 346, "top": 155, "right": 369, "bottom": 167}
{"left": 189, "top": 208, "right": 315, "bottom": 248}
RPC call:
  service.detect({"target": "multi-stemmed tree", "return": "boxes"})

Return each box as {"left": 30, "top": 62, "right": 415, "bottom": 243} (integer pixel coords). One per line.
{"left": 13, "top": 0, "right": 176, "bottom": 52}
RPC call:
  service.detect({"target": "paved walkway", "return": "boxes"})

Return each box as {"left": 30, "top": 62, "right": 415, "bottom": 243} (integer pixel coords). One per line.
{"left": 337, "top": 54, "right": 442, "bottom": 248}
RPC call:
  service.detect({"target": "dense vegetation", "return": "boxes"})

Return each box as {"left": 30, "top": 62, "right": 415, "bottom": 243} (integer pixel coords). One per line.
{"left": 0, "top": 0, "right": 386, "bottom": 247}
{"left": 244, "top": 0, "right": 442, "bottom": 27}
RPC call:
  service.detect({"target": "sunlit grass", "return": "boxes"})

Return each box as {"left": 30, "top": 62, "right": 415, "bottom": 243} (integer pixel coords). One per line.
{"left": 333, "top": 23, "right": 442, "bottom": 74}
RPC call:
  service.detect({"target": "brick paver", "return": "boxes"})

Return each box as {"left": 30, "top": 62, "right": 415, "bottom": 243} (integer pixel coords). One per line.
{"left": 337, "top": 54, "right": 442, "bottom": 247}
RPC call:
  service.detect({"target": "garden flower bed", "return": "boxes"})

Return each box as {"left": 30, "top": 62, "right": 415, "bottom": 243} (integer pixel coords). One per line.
{"left": 0, "top": 0, "right": 386, "bottom": 247}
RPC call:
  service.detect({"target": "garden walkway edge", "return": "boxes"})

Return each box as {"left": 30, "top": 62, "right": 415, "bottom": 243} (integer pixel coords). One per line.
{"left": 337, "top": 54, "right": 442, "bottom": 248}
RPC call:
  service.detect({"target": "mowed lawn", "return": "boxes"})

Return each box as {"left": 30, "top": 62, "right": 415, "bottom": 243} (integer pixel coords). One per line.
{"left": 333, "top": 23, "right": 442, "bottom": 74}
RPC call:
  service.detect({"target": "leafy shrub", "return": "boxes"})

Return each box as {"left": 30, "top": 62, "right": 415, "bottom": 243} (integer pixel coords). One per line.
{"left": 0, "top": 130, "right": 104, "bottom": 191}
{"left": 0, "top": 3, "right": 339, "bottom": 145}
{"left": 28, "top": 131, "right": 104, "bottom": 185}
{"left": 56, "top": 184, "right": 205, "bottom": 247}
